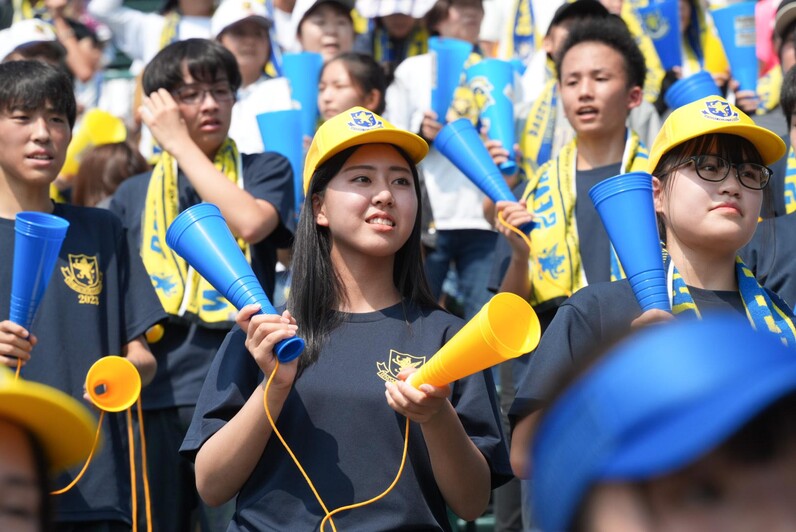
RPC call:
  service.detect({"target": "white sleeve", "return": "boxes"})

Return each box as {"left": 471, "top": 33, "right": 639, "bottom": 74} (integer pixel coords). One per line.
{"left": 88, "top": 0, "right": 163, "bottom": 62}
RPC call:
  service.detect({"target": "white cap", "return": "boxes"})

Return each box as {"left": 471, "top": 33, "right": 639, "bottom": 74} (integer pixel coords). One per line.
{"left": 355, "top": 0, "right": 436, "bottom": 18}
{"left": 292, "top": 0, "right": 355, "bottom": 35}
{"left": 212, "top": 0, "right": 272, "bottom": 38}
{"left": 0, "top": 19, "right": 63, "bottom": 62}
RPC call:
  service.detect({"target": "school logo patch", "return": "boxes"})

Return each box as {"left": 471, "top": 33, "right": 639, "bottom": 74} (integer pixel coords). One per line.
{"left": 469, "top": 75, "right": 495, "bottom": 112}
{"left": 61, "top": 254, "right": 102, "bottom": 304}
{"left": 377, "top": 349, "right": 426, "bottom": 383}
{"left": 701, "top": 100, "right": 739, "bottom": 122}
{"left": 643, "top": 10, "right": 670, "bottom": 40}
{"left": 348, "top": 110, "right": 383, "bottom": 131}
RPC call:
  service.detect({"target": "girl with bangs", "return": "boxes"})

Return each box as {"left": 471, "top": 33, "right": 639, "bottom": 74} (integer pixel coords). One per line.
{"left": 182, "top": 108, "right": 511, "bottom": 531}
{"left": 508, "top": 95, "right": 796, "bottom": 479}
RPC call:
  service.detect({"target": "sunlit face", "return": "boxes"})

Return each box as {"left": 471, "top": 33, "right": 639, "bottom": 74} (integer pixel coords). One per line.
{"left": 0, "top": 420, "right": 41, "bottom": 532}
{"left": 586, "top": 444, "right": 796, "bottom": 532}
{"left": 173, "top": 63, "right": 233, "bottom": 158}
{"left": 654, "top": 147, "right": 763, "bottom": 257}
{"left": 318, "top": 60, "right": 379, "bottom": 121}
{"left": 434, "top": 3, "right": 484, "bottom": 44}
{"left": 219, "top": 19, "right": 271, "bottom": 76}
{"left": 0, "top": 102, "right": 70, "bottom": 189}
{"left": 559, "top": 41, "right": 641, "bottom": 141}
{"left": 298, "top": 3, "right": 355, "bottom": 62}
{"left": 313, "top": 144, "right": 417, "bottom": 262}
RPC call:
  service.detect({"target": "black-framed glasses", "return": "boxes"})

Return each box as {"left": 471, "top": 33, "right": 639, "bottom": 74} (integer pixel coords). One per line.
{"left": 671, "top": 155, "right": 772, "bottom": 190}
{"left": 172, "top": 83, "right": 235, "bottom": 105}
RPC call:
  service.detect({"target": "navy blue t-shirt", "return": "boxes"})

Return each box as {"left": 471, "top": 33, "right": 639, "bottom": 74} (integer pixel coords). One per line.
{"left": 509, "top": 279, "right": 764, "bottom": 424}
{"left": 109, "top": 151, "right": 295, "bottom": 409}
{"left": 182, "top": 302, "right": 512, "bottom": 531}
{"left": 0, "top": 204, "right": 166, "bottom": 524}
{"left": 742, "top": 212, "right": 796, "bottom": 308}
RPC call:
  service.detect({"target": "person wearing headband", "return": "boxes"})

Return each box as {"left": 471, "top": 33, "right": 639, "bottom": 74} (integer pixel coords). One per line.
{"left": 182, "top": 107, "right": 511, "bottom": 531}
{"left": 532, "top": 315, "right": 796, "bottom": 531}
{"left": 509, "top": 95, "right": 795, "bottom": 484}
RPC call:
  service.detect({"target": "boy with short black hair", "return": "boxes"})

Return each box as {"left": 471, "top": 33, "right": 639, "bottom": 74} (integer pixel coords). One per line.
{"left": 109, "top": 37, "right": 295, "bottom": 531}
{"left": 0, "top": 59, "right": 166, "bottom": 529}
{"left": 495, "top": 15, "right": 648, "bottom": 322}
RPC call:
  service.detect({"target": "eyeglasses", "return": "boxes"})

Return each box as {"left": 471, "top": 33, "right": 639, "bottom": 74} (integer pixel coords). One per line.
{"left": 172, "top": 83, "right": 235, "bottom": 105}
{"left": 670, "top": 155, "right": 772, "bottom": 190}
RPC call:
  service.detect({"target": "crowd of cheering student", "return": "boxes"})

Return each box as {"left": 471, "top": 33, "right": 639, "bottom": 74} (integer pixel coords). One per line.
{"left": 3, "top": 0, "right": 796, "bottom": 531}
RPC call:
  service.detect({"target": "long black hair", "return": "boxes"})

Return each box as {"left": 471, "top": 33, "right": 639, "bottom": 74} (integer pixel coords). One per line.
{"left": 288, "top": 144, "right": 438, "bottom": 370}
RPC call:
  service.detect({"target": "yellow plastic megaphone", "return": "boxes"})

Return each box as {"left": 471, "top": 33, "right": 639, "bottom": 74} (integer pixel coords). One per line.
{"left": 61, "top": 109, "right": 127, "bottom": 177}
{"left": 85, "top": 356, "right": 141, "bottom": 412}
{"left": 410, "top": 292, "right": 541, "bottom": 388}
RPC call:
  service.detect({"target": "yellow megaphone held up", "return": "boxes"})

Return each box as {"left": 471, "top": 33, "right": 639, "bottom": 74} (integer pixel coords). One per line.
{"left": 85, "top": 356, "right": 141, "bottom": 412}
{"left": 410, "top": 292, "right": 541, "bottom": 389}
{"left": 61, "top": 109, "right": 127, "bottom": 177}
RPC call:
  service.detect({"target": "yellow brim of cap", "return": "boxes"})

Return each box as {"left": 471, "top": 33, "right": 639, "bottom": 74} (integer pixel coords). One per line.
{"left": 648, "top": 98, "right": 787, "bottom": 173}
{"left": 0, "top": 378, "right": 97, "bottom": 474}
{"left": 303, "top": 119, "right": 429, "bottom": 194}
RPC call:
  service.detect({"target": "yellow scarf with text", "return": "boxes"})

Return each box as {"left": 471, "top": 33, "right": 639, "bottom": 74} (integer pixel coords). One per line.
{"left": 520, "top": 59, "right": 557, "bottom": 180}
{"left": 141, "top": 139, "right": 248, "bottom": 326}
{"left": 521, "top": 131, "right": 648, "bottom": 307}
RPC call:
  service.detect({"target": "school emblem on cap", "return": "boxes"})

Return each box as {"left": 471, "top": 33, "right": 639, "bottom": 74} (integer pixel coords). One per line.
{"left": 348, "top": 110, "right": 383, "bottom": 131}
{"left": 377, "top": 350, "right": 426, "bottom": 383}
{"left": 701, "top": 99, "right": 739, "bottom": 122}
{"left": 61, "top": 254, "right": 103, "bottom": 304}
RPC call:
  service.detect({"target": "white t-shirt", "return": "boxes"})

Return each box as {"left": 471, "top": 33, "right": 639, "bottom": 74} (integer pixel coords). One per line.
{"left": 385, "top": 53, "right": 492, "bottom": 231}
{"left": 230, "top": 77, "right": 294, "bottom": 154}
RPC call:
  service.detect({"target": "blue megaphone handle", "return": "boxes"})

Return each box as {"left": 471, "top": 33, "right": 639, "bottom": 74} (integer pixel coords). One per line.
{"left": 165, "top": 203, "right": 306, "bottom": 363}
{"left": 253, "top": 299, "right": 305, "bottom": 363}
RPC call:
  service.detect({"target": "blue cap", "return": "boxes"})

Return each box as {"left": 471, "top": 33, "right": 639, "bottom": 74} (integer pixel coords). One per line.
{"left": 532, "top": 314, "right": 796, "bottom": 531}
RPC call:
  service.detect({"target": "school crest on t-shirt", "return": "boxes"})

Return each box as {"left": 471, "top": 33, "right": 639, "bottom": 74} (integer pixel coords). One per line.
{"left": 61, "top": 253, "right": 103, "bottom": 305}
{"left": 377, "top": 349, "right": 425, "bottom": 383}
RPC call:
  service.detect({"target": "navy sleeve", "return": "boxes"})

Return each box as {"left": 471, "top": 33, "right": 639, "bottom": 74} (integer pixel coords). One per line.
{"left": 180, "top": 326, "right": 260, "bottom": 459}
{"left": 509, "top": 281, "right": 640, "bottom": 426}
{"left": 117, "top": 220, "right": 167, "bottom": 343}
{"left": 242, "top": 152, "right": 296, "bottom": 247}
{"left": 443, "top": 319, "right": 513, "bottom": 489}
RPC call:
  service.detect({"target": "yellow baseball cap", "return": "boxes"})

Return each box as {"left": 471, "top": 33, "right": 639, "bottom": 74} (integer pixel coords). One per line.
{"left": 303, "top": 107, "right": 429, "bottom": 194}
{"left": 0, "top": 367, "right": 96, "bottom": 474}
{"left": 648, "top": 96, "right": 786, "bottom": 174}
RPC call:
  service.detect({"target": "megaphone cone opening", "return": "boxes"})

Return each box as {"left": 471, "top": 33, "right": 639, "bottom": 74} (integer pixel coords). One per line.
{"left": 482, "top": 293, "right": 541, "bottom": 357}
{"left": 85, "top": 356, "right": 141, "bottom": 412}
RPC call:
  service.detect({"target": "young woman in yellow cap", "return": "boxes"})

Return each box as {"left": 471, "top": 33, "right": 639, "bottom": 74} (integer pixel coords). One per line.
{"left": 508, "top": 95, "right": 796, "bottom": 481}
{"left": 181, "top": 107, "right": 511, "bottom": 531}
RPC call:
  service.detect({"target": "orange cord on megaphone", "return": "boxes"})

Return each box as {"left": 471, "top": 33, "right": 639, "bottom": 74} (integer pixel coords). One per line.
{"left": 496, "top": 210, "right": 573, "bottom": 299}
{"left": 50, "top": 411, "right": 104, "bottom": 495}
{"left": 263, "top": 361, "right": 412, "bottom": 532}
{"left": 49, "top": 392, "right": 152, "bottom": 532}
{"left": 15, "top": 358, "right": 22, "bottom": 380}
